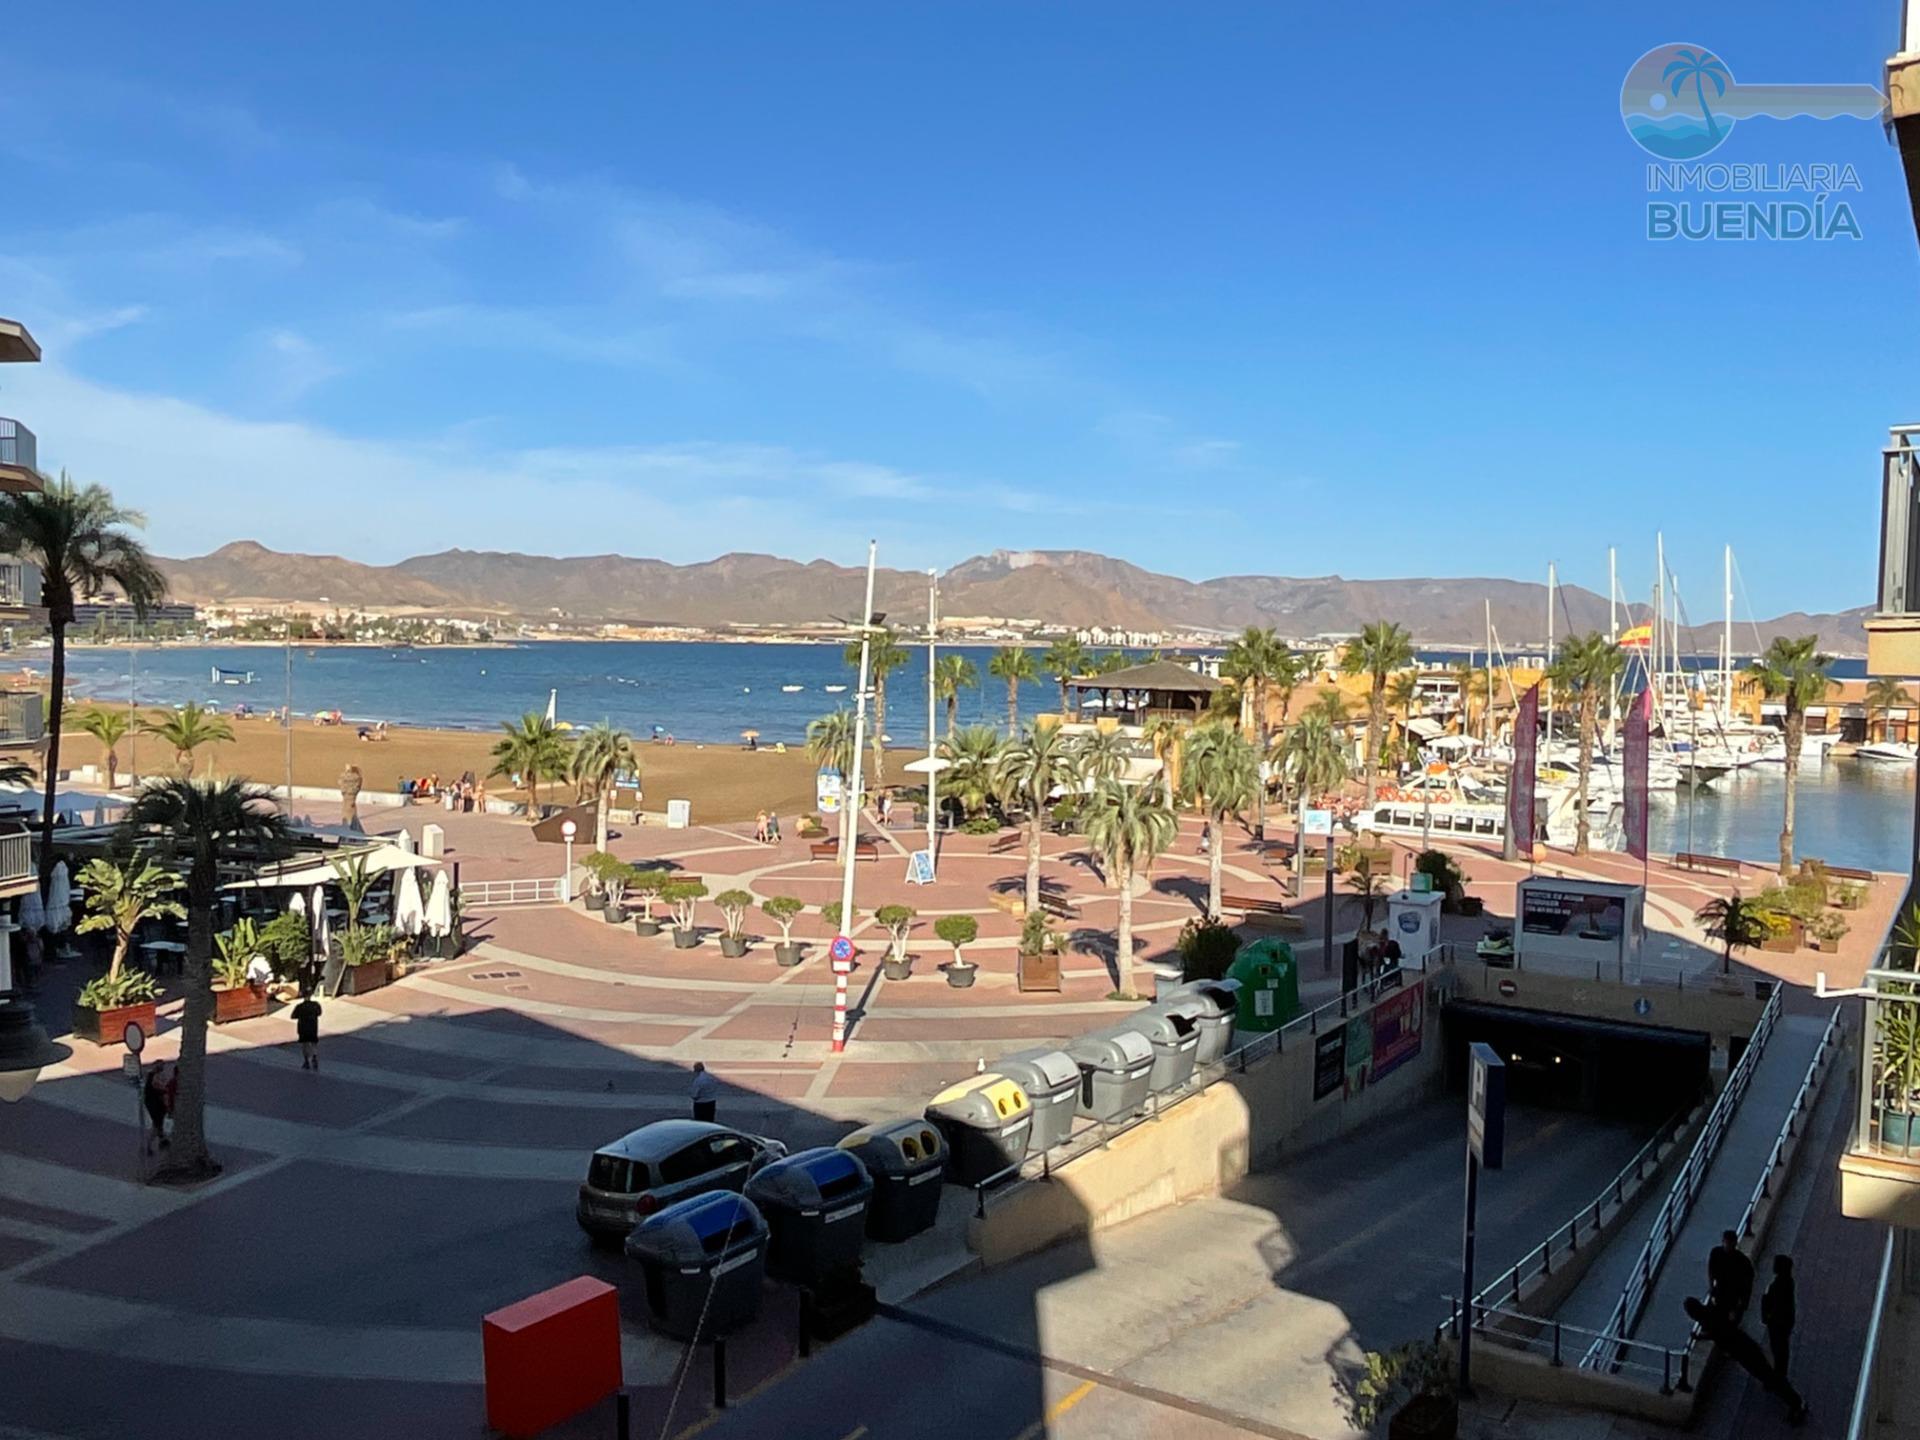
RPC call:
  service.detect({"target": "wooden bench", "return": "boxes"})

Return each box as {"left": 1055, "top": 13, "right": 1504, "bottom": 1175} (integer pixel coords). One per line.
{"left": 809, "top": 838, "right": 879, "bottom": 862}
{"left": 1674, "top": 851, "right": 1742, "bottom": 877}
{"left": 989, "top": 831, "right": 1023, "bottom": 855}
{"left": 1222, "top": 893, "right": 1305, "bottom": 933}
{"left": 1821, "top": 863, "right": 1875, "bottom": 885}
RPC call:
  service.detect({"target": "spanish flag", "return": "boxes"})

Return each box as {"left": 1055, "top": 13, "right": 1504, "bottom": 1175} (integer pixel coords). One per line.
{"left": 1617, "top": 624, "right": 1653, "bottom": 649}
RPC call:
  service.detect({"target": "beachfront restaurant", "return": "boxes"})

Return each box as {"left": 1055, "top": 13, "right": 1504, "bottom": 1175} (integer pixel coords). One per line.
{"left": 1066, "top": 658, "right": 1222, "bottom": 727}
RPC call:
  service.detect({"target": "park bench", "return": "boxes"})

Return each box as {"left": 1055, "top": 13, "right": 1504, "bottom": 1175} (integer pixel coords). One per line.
{"left": 1674, "top": 851, "right": 1742, "bottom": 877}
{"left": 1222, "top": 892, "right": 1305, "bottom": 933}
{"left": 809, "top": 837, "right": 878, "bottom": 862}
{"left": 1822, "top": 863, "right": 1875, "bottom": 884}
{"left": 989, "top": 831, "right": 1023, "bottom": 855}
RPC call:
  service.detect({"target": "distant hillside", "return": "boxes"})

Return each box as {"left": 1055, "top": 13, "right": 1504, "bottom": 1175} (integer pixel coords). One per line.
{"left": 150, "top": 543, "right": 1872, "bottom": 653}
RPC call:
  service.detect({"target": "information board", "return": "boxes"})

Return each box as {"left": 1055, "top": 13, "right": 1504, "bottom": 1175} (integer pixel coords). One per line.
{"left": 905, "top": 850, "right": 934, "bottom": 885}
{"left": 1313, "top": 1028, "right": 1345, "bottom": 1101}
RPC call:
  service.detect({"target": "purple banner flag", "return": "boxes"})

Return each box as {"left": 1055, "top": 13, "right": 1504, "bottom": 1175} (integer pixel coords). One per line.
{"left": 1507, "top": 683, "right": 1539, "bottom": 853}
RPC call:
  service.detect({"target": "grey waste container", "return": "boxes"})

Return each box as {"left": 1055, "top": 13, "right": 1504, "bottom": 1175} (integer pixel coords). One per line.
{"left": 838, "top": 1119, "right": 946, "bottom": 1242}
{"left": 744, "top": 1147, "right": 873, "bottom": 1286}
{"left": 1115, "top": 1007, "right": 1201, "bottom": 1094}
{"left": 622, "top": 1191, "right": 768, "bottom": 1340}
{"left": 995, "top": 1048, "right": 1081, "bottom": 1152}
{"left": 1157, "top": 977, "right": 1241, "bottom": 1066}
{"left": 924, "top": 1074, "right": 1034, "bottom": 1186}
{"left": 1065, "top": 1027, "right": 1155, "bottom": 1121}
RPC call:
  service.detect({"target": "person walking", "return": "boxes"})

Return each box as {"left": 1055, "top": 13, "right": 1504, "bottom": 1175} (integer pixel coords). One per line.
{"left": 1761, "top": 1255, "right": 1796, "bottom": 1383}
{"left": 293, "top": 989, "right": 323, "bottom": 1071}
{"left": 690, "top": 1061, "right": 720, "bottom": 1124}
{"left": 766, "top": 810, "right": 781, "bottom": 843}
{"left": 141, "top": 1061, "right": 171, "bottom": 1153}
{"left": 1708, "top": 1229, "right": 1755, "bottom": 1326}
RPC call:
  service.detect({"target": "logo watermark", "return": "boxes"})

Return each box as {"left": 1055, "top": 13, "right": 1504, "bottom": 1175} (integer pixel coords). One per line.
{"left": 1620, "top": 44, "right": 1882, "bottom": 241}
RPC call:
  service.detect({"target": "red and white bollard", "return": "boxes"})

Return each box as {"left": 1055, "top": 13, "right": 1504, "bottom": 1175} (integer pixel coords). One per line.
{"left": 829, "top": 935, "right": 854, "bottom": 1055}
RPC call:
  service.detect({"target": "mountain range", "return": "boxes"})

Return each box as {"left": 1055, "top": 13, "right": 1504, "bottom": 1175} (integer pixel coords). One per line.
{"left": 151, "top": 542, "right": 1873, "bottom": 654}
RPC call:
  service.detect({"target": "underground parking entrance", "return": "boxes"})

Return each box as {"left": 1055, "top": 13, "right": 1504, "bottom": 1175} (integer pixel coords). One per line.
{"left": 1442, "top": 1001, "right": 1713, "bottom": 1118}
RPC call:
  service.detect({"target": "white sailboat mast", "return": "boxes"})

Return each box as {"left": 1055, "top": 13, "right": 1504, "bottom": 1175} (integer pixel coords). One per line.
{"left": 1607, "top": 545, "right": 1619, "bottom": 745}
{"left": 1722, "top": 544, "right": 1734, "bottom": 724}
{"left": 1545, "top": 561, "right": 1556, "bottom": 746}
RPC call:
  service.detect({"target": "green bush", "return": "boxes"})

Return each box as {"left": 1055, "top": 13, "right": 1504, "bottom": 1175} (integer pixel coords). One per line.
{"left": 1757, "top": 882, "right": 1823, "bottom": 923}
{"left": 934, "top": 914, "right": 978, "bottom": 954}
{"left": 340, "top": 923, "right": 396, "bottom": 968}
{"left": 1049, "top": 796, "right": 1082, "bottom": 826}
{"left": 1019, "top": 909, "right": 1051, "bottom": 956}
{"left": 960, "top": 815, "right": 999, "bottom": 835}
{"left": 714, "top": 889, "right": 753, "bottom": 938}
{"left": 821, "top": 900, "right": 854, "bottom": 932}
{"left": 1809, "top": 911, "right": 1850, "bottom": 943}
{"left": 78, "top": 968, "right": 160, "bottom": 1009}
{"left": 1834, "top": 882, "right": 1868, "bottom": 911}
{"left": 761, "top": 895, "right": 805, "bottom": 944}
{"left": 258, "top": 911, "right": 312, "bottom": 981}
{"left": 1177, "top": 916, "right": 1241, "bottom": 982}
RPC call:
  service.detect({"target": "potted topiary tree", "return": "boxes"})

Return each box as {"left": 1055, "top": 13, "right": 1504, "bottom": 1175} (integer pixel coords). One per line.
{"left": 1808, "top": 910, "right": 1849, "bottom": 953}
{"left": 663, "top": 879, "right": 707, "bottom": 949}
{"left": 628, "top": 869, "right": 665, "bottom": 936}
{"left": 73, "top": 854, "right": 184, "bottom": 1044}
{"left": 211, "top": 917, "right": 272, "bottom": 1023}
{"left": 579, "top": 850, "right": 615, "bottom": 913}
{"left": 935, "top": 914, "right": 978, "bottom": 987}
{"left": 600, "top": 860, "right": 634, "bottom": 925}
{"left": 876, "top": 904, "right": 916, "bottom": 980}
{"left": 762, "top": 896, "right": 806, "bottom": 966}
{"left": 714, "top": 889, "right": 753, "bottom": 958}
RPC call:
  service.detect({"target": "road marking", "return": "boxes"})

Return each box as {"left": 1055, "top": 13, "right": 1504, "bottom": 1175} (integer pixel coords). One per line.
{"left": 840, "top": 1427, "right": 869, "bottom": 1440}
{"left": 1009, "top": 1379, "right": 1096, "bottom": 1440}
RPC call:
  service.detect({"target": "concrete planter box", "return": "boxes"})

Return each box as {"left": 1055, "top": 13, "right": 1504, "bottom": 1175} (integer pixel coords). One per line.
{"left": 72, "top": 999, "right": 158, "bottom": 1047}
{"left": 774, "top": 943, "right": 804, "bottom": 967}
{"left": 719, "top": 936, "right": 748, "bottom": 958}
{"left": 882, "top": 957, "right": 913, "bottom": 981}
{"left": 340, "top": 960, "right": 394, "bottom": 996}
{"left": 632, "top": 917, "right": 661, "bottom": 937}
{"left": 672, "top": 928, "right": 701, "bottom": 950}
{"left": 213, "top": 986, "right": 270, "bottom": 1024}
{"left": 944, "top": 961, "right": 977, "bottom": 989}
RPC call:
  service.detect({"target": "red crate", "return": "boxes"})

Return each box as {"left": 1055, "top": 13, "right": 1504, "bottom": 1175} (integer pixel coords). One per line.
{"left": 482, "top": 1276, "right": 621, "bottom": 1438}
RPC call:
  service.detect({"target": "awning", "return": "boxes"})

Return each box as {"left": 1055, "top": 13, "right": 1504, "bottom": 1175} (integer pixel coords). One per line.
{"left": 1406, "top": 718, "right": 1445, "bottom": 741}
{"left": 226, "top": 843, "right": 439, "bottom": 891}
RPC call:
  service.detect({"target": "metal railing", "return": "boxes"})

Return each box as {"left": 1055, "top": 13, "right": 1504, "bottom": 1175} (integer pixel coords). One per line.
{"left": 0, "top": 823, "right": 31, "bottom": 884}
{"left": 969, "top": 949, "right": 1448, "bottom": 1215}
{"left": 1846, "top": 1229, "right": 1898, "bottom": 1440}
{"left": 457, "top": 876, "right": 562, "bottom": 908}
{"left": 1581, "top": 983, "right": 1784, "bottom": 1369}
{"left": 0, "top": 691, "right": 42, "bottom": 742}
{"left": 1441, "top": 1297, "right": 1694, "bottom": 1395}
{"left": 0, "top": 418, "right": 35, "bottom": 474}
{"left": 1853, "top": 967, "right": 1920, "bottom": 1164}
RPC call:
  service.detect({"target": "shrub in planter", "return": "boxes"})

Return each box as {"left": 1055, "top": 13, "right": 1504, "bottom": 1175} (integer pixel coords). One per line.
{"left": 1413, "top": 849, "right": 1468, "bottom": 912}
{"left": 662, "top": 879, "right": 707, "bottom": 948}
{"left": 1345, "top": 1340, "right": 1456, "bottom": 1440}
{"left": 1834, "top": 881, "right": 1868, "bottom": 911}
{"left": 876, "top": 904, "right": 916, "bottom": 979}
{"left": 796, "top": 813, "right": 827, "bottom": 838}
{"left": 1018, "top": 909, "right": 1051, "bottom": 958}
{"left": 76, "top": 855, "right": 185, "bottom": 994}
{"left": 334, "top": 923, "right": 399, "bottom": 995}
{"left": 211, "top": 919, "right": 272, "bottom": 1023}
{"left": 599, "top": 860, "right": 636, "bottom": 924}
{"left": 579, "top": 850, "right": 622, "bottom": 912}
{"left": 628, "top": 869, "right": 666, "bottom": 935}
{"left": 1876, "top": 987, "right": 1920, "bottom": 1151}
{"left": 762, "top": 896, "right": 806, "bottom": 966}
{"left": 1808, "top": 911, "right": 1850, "bottom": 952}
{"left": 960, "top": 815, "right": 999, "bottom": 836}
{"left": 73, "top": 967, "right": 161, "bottom": 1044}
{"left": 934, "top": 913, "right": 978, "bottom": 987}
{"left": 1177, "top": 915, "right": 1241, "bottom": 983}
{"left": 821, "top": 900, "right": 854, "bottom": 935}
{"left": 714, "top": 889, "right": 753, "bottom": 957}
{"left": 258, "top": 911, "right": 313, "bottom": 982}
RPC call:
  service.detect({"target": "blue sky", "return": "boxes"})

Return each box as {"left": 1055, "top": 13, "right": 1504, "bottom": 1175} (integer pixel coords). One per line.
{"left": 0, "top": 2, "right": 1910, "bottom": 616}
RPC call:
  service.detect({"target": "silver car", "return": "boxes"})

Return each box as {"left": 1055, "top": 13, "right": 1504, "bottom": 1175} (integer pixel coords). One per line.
{"left": 576, "top": 1119, "right": 788, "bottom": 1243}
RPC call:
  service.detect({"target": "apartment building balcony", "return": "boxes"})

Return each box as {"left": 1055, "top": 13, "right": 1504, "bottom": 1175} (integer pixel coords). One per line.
{"left": 0, "top": 692, "right": 46, "bottom": 748}
{"left": 1840, "top": 968, "right": 1920, "bottom": 1228}
{"left": 0, "top": 418, "right": 42, "bottom": 494}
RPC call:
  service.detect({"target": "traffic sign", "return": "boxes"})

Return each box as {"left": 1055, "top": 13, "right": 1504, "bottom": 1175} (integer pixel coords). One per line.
{"left": 122, "top": 1020, "right": 146, "bottom": 1055}
{"left": 830, "top": 935, "right": 854, "bottom": 963}
{"left": 1468, "top": 1042, "right": 1507, "bottom": 1171}
{"left": 1302, "top": 808, "right": 1333, "bottom": 837}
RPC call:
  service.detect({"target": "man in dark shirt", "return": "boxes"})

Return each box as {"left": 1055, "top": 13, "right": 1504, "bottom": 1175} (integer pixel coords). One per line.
{"left": 1760, "top": 1255, "right": 1797, "bottom": 1381}
{"left": 293, "top": 990, "right": 322, "bottom": 1071}
{"left": 1708, "top": 1229, "right": 1755, "bottom": 1324}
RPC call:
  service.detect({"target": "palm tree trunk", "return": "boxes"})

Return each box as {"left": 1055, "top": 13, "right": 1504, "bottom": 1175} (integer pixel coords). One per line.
{"left": 1366, "top": 680, "right": 1386, "bottom": 793}
{"left": 105, "top": 747, "right": 117, "bottom": 790}
{"left": 1574, "top": 698, "right": 1593, "bottom": 855}
{"left": 1058, "top": 677, "right": 1069, "bottom": 718}
{"left": 946, "top": 695, "right": 958, "bottom": 738}
{"left": 873, "top": 678, "right": 887, "bottom": 787}
{"left": 595, "top": 787, "right": 610, "bottom": 853}
{"left": 1026, "top": 815, "right": 1042, "bottom": 914}
{"left": 162, "top": 862, "right": 220, "bottom": 1180}
{"left": 1780, "top": 707, "right": 1802, "bottom": 875}
{"left": 1007, "top": 678, "right": 1018, "bottom": 737}
{"left": 1208, "top": 815, "right": 1223, "bottom": 918}
{"left": 1116, "top": 860, "right": 1135, "bottom": 997}
{"left": 38, "top": 616, "right": 66, "bottom": 904}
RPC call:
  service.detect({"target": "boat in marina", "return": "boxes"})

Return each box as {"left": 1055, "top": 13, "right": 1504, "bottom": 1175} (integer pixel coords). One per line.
{"left": 781, "top": 684, "right": 804, "bottom": 693}
{"left": 1856, "top": 740, "right": 1918, "bottom": 763}
{"left": 210, "top": 666, "right": 255, "bottom": 685}
{"left": 824, "top": 684, "right": 847, "bottom": 694}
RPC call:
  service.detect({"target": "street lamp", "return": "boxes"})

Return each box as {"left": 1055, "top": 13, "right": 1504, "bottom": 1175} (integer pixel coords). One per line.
{"left": 560, "top": 819, "right": 577, "bottom": 904}
{"left": 0, "top": 990, "right": 67, "bottom": 1103}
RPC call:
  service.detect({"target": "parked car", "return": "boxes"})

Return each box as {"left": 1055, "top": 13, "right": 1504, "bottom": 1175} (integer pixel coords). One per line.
{"left": 576, "top": 1119, "right": 788, "bottom": 1243}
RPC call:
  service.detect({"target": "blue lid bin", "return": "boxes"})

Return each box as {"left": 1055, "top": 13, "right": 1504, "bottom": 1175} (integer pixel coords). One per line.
{"left": 744, "top": 1147, "right": 874, "bottom": 1287}
{"left": 622, "top": 1191, "right": 768, "bottom": 1340}
{"left": 837, "top": 1120, "right": 947, "bottom": 1242}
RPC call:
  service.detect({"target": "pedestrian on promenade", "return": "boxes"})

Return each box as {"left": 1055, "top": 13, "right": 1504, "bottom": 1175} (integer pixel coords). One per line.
{"left": 754, "top": 810, "right": 768, "bottom": 844}
{"left": 1708, "top": 1229, "right": 1755, "bottom": 1325}
{"left": 1684, "top": 1296, "right": 1806, "bottom": 1422}
{"left": 691, "top": 1062, "right": 720, "bottom": 1124}
{"left": 293, "top": 989, "right": 323, "bottom": 1071}
{"left": 141, "top": 1061, "right": 171, "bottom": 1153}
{"left": 1761, "top": 1255, "right": 1796, "bottom": 1382}
{"left": 1199, "top": 821, "right": 1211, "bottom": 856}
{"left": 766, "top": 811, "right": 781, "bottom": 843}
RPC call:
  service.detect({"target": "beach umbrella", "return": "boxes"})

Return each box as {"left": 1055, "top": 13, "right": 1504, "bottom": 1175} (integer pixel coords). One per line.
{"left": 394, "top": 864, "right": 425, "bottom": 938}
{"left": 424, "top": 870, "right": 453, "bottom": 938}
{"left": 18, "top": 883, "right": 43, "bottom": 933}
{"left": 741, "top": 729, "right": 760, "bottom": 741}
{"left": 45, "top": 862, "right": 71, "bottom": 935}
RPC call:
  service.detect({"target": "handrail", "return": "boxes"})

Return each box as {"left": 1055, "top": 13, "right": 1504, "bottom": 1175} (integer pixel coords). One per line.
{"left": 1846, "top": 1228, "right": 1898, "bottom": 1440}
{"left": 1581, "top": 983, "right": 1784, "bottom": 1369}
{"left": 1438, "top": 1296, "right": 1693, "bottom": 1395}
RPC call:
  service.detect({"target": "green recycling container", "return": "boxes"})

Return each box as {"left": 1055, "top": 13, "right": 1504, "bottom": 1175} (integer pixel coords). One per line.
{"left": 1227, "top": 938, "right": 1300, "bottom": 1032}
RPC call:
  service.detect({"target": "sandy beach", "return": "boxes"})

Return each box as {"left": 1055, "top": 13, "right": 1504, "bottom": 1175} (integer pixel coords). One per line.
{"left": 58, "top": 708, "right": 881, "bottom": 825}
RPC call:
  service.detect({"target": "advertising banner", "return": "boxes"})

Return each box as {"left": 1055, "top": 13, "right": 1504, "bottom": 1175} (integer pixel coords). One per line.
{"left": 1313, "top": 1028, "right": 1345, "bottom": 1101}
{"left": 1506, "top": 683, "right": 1539, "bottom": 849}
{"left": 1369, "top": 983, "right": 1425, "bottom": 1083}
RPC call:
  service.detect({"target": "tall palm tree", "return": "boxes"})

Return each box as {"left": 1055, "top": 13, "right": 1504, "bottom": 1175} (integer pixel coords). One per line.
{"left": 1082, "top": 779, "right": 1177, "bottom": 999}
{"left": 1549, "top": 632, "right": 1626, "bottom": 855}
{"left": 121, "top": 778, "right": 288, "bottom": 1180}
{"left": 939, "top": 725, "right": 1004, "bottom": 819}
{"left": 1277, "top": 709, "right": 1350, "bottom": 876}
{"left": 1451, "top": 660, "right": 1489, "bottom": 737}
{"left": 988, "top": 646, "right": 1039, "bottom": 736}
{"left": 807, "top": 708, "right": 859, "bottom": 849}
{"left": 1043, "top": 637, "right": 1088, "bottom": 717}
{"left": 1181, "top": 724, "right": 1258, "bottom": 918}
{"left": 570, "top": 721, "right": 637, "bottom": 853}
{"left": 1271, "top": 648, "right": 1307, "bottom": 731}
{"left": 1141, "top": 714, "right": 1187, "bottom": 806}
{"left": 74, "top": 706, "right": 135, "bottom": 788}
{"left": 1222, "top": 627, "right": 1295, "bottom": 838}
{"left": 932, "top": 654, "right": 979, "bottom": 738}
{"left": 995, "top": 723, "right": 1083, "bottom": 913}
{"left": 0, "top": 474, "right": 164, "bottom": 899}
{"left": 141, "top": 701, "right": 235, "bottom": 778}
{"left": 1095, "top": 650, "right": 1133, "bottom": 674}
{"left": 1695, "top": 892, "right": 1772, "bottom": 977}
{"left": 1743, "top": 636, "right": 1833, "bottom": 874}
{"left": 844, "top": 627, "right": 909, "bottom": 786}
{"left": 1074, "top": 727, "right": 1133, "bottom": 786}
{"left": 1867, "top": 677, "right": 1911, "bottom": 743}
{"left": 1339, "top": 621, "right": 1416, "bottom": 795}
{"left": 489, "top": 710, "right": 573, "bottom": 825}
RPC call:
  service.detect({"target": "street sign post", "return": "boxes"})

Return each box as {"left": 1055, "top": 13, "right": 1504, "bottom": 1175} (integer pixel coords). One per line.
{"left": 1460, "top": 1042, "right": 1507, "bottom": 1393}
{"left": 829, "top": 935, "right": 855, "bottom": 1053}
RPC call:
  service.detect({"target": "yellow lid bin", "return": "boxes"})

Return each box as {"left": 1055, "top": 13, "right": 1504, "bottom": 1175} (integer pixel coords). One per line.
{"left": 924, "top": 1074, "right": 1033, "bottom": 1187}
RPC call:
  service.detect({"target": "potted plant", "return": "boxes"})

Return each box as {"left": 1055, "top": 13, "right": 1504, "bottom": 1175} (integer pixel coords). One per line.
{"left": 72, "top": 967, "right": 162, "bottom": 1045}
{"left": 336, "top": 923, "right": 398, "bottom": 995}
{"left": 1834, "top": 881, "right": 1868, "bottom": 911}
{"left": 578, "top": 850, "right": 611, "bottom": 912}
{"left": 211, "top": 917, "right": 272, "bottom": 1023}
{"left": 1414, "top": 849, "right": 1468, "bottom": 914}
{"left": 1017, "top": 908, "right": 1061, "bottom": 993}
{"left": 876, "top": 904, "right": 916, "bottom": 980}
{"left": 662, "top": 879, "right": 707, "bottom": 949}
{"left": 714, "top": 889, "right": 753, "bottom": 958}
{"left": 762, "top": 896, "right": 806, "bottom": 966}
{"left": 1807, "top": 910, "right": 1849, "bottom": 953}
{"left": 74, "top": 855, "right": 184, "bottom": 1039}
{"left": 600, "top": 860, "right": 634, "bottom": 925}
{"left": 1345, "top": 1340, "right": 1457, "bottom": 1440}
{"left": 258, "top": 910, "right": 312, "bottom": 982}
{"left": 935, "top": 914, "right": 978, "bottom": 987}
{"left": 1877, "top": 984, "right": 1920, "bottom": 1151}
{"left": 628, "top": 869, "right": 666, "bottom": 936}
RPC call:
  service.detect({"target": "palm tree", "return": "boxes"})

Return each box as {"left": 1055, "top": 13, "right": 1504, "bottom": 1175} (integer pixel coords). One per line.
{"left": 1663, "top": 48, "right": 1730, "bottom": 144}
{"left": 142, "top": 701, "right": 235, "bottom": 778}
{"left": 489, "top": 710, "right": 573, "bottom": 825}
{"left": 1074, "top": 727, "right": 1133, "bottom": 786}
{"left": 939, "top": 725, "right": 1004, "bottom": 819}
{"left": 1743, "top": 636, "right": 1833, "bottom": 874}
{"left": 988, "top": 646, "right": 1039, "bottom": 736}
{"left": 1181, "top": 724, "right": 1258, "bottom": 918}
{"left": 0, "top": 474, "right": 165, "bottom": 899}
{"left": 1451, "top": 660, "right": 1489, "bottom": 737}
{"left": 75, "top": 855, "right": 184, "bottom": 983}
{"left": 844, "top": 627, "right": 909, "bottom": 786}
{"left": 1695, "top": 892, "right": 1773, "bottom": 976}
{"left": 1276, "top": 710, "right": 1350, "bottom": 876}
{"left": 1082, "top": 779, "right": 1177, "bottom": 999}
{"left": 1339, "top": 621, "right": 1416, "bottom": 795}
{"left": 807, "top": 708, "right": 859, "bottom": 849}
{"left": 1222, "top": 627, "right": 1295, "bottom": 838}
{"left": 122, "top": 778, "right": 288, "bottom": 1180}
{"left": 1095, "top": 650, "right": 1133, "bottom": 674}
{"left": 995, "top": 723, "right": 1082, "bottom": 913}
{"left": 1271, "top": 648, "right": 1307, "bottom": 731}
{"left": 932, "top": 654, "right": 979, "bottom": 738}
{"left": 74, "top": 706, "right": 135, "bottom": 788}
{"left": 1867, "top": 677, "right": 1911, "bottom": 743}
{"left": 1549, "top": 632, "right": 1626, "bottom": 855}
{"left": 1141, "top": 714, "right": 1187, "bottom": 806}
{"left": 570, "top": 721, "right": 636, "bottom": 853}
{"left": 1307, "top": 687, "right": 1355, "bottom": 735}
{"left": 1043, "top": 637, "right": 1088, "bottom": 717}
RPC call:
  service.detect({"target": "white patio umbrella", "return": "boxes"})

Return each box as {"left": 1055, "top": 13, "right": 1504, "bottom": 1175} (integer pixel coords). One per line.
{"left": 18, "top": 883, "right": 44, "bottom": 933}
{"left": 424, "top": 870, "right": 453, "bottom": 938}
{"left": 45, "top": 861, "right": 71, "bottom": 935}
{"left": 310, "top": 885, "right": 331, "bottom": 959}
{"left": 288, "top": 892, "right": 306, "bottom": 917}
{"left": 395, "top": 828, "right": 416, "bottom": 854}
{"left": 394, "top": 864, "right": 425, "bottom": 938}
